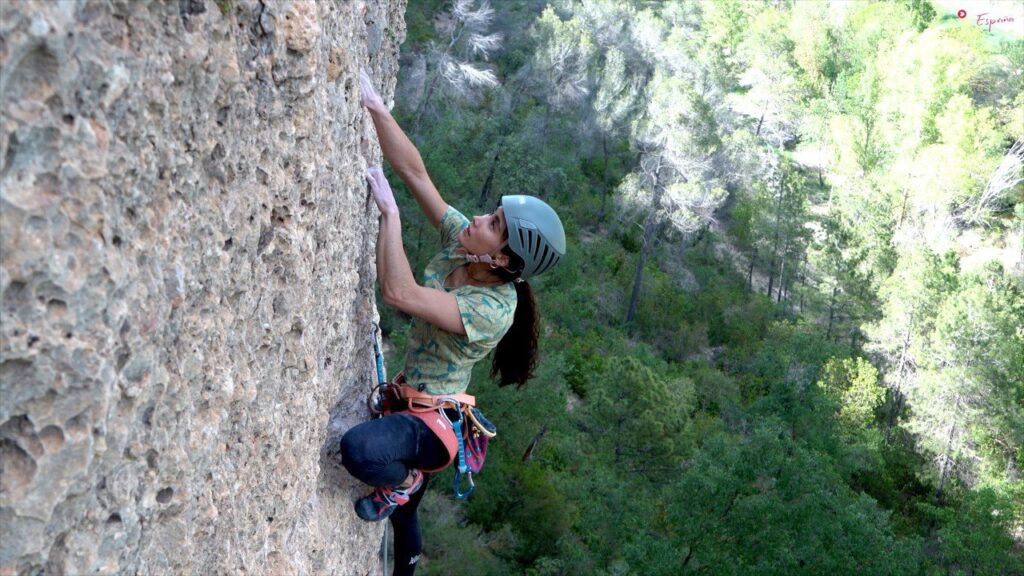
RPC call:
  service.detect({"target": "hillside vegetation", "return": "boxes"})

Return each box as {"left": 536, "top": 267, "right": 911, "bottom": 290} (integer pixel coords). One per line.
{"left": 379, "top": 1, "right": 1023, "bottom": 574}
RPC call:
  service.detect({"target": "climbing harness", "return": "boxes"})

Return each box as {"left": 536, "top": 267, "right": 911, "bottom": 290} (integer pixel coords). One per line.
{"left": 365, "top": 323, "right": 497, "bottom": 572}
{"left": 366, "top": 323, "right": 496, "bottom": 498}
{"left": 369, "top": 372, "right": 496, "bottom": 497}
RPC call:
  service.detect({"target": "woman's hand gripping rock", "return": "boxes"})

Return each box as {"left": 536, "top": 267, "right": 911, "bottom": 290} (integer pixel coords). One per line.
{"left": 367, "top": 167, "right": 399, "bottom": 216}
{"left": 359, "top": 70, "right": 387, "bottom": 114}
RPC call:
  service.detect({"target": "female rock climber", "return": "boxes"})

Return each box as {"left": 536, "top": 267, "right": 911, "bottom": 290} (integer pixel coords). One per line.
{"left": 338, "top": 71, "right": 566, "bottom": 575}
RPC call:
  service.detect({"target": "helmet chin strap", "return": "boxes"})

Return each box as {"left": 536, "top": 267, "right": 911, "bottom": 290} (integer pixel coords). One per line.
{"left": 464, "top": 253, "right": 495, "bottom": 265}
{"left": 463, "top": 238, "right": 508, "bottom": 266}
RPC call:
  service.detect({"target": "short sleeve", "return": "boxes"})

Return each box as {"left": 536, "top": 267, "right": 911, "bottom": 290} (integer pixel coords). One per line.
{"left": 439, "top": 206, "right": 469, "bottom": 248}
{"left": 454, "top": 287, "right": 516, "bottom": 344}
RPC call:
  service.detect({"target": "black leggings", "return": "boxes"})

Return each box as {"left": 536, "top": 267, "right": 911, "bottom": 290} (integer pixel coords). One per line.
{"left": 340, "top": 414, "right": 449, "bottom": 576}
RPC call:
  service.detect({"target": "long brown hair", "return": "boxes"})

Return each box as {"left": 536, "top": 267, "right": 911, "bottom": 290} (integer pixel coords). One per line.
{"left": 489, "top": 247, "right": 538, "bottom": 388}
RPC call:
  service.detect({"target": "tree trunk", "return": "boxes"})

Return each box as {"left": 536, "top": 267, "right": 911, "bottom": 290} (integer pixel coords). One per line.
{"left": 776, "top": 235, "right": 790, "bottom": 304}
{"left": 934, "top": 420, "right": 958, "bottom": 504}
{"left": 766, "top": 180, "right": 785, "bottom": 297}
{"left": 626, "top": 215, "right": 658, "bottom": 326}
{"left": 540, "top": 106, "right": 553, "bottom": 141}
{"left": 415, "top": 218, "right": 425, "bottom": 255}
{"left": 755, "top": 98, "right": 768, "bottom": 138}
{"left": 860, "top": 116, "right": 874, "bottom": 172}
{"left": 598, "top": 133, "right": 611, "bottom": 222}
{"left": 886, "top": 311, "right": 915, "bottom": 434}
{"left": 691, "top": 223, "right": 709, "bottom": 248}
{"left": 897, "top": 186, "right": 910, "bottom": 229}
{"left": 412, "top": 68, "right": 441, "bottom": 138}
{"left": 777, "top": 260, "right": 786, "bottom": 304}
{"left": 626, "top": 173, "right": 665, "bottom": 325}
{"left": 479, "top": 147, "right": 501, "bottom": 207}
{"left": 747, "top": 252, "right": 756, "bottom": 291}
{"left": 826, "top": 283, "right": 838, "bottom": 340}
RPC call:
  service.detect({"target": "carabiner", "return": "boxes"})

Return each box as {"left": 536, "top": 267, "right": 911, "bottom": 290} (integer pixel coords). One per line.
{"left": 454, "top": 469, "right": 475, "bottom": 500}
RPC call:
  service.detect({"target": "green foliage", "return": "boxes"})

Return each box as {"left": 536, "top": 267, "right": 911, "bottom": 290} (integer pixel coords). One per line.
{"left": 419, "top": 491, "right": 513, "bottom": 576}
{"left": 903, "top": 0, "right": 937, "bottom": 31}
{"left": 849, "top": 430, "right": 932, "bottom": 529}
{"left": 505, "top": 466, "right": 578, "bottom": 564}
{"left": 817, "top": 357, "right": 885, "bottom": 431}
{"left": 562, "top": 332, "right": 611, "bottom": 398}
{"left": 919, "top": 487, "right": 1024, "bottom": 576}
{"left": 215, "top": 0, "right": 232, "bottom": 17}
{"left": 402, "top": 0, "right": 445, "bottom": 44}
{"left": 667, "top": 423, "right": 923, "bottom": 575}
{"left": 576, "top": 356, "right": 692, "bottom": 482}
{"left": 870, "top": 252, "right": 1024, "bottom": 494}
{"left": 387, "top": 1, "right": 1024, "bottom": 573}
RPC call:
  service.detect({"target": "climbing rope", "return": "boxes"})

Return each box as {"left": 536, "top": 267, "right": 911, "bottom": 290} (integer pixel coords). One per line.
{"left": 382, "top": 523, "right": 389, "bottom": 576}
{"left": 370, "top": 322, "right": 389, "bottom": 576}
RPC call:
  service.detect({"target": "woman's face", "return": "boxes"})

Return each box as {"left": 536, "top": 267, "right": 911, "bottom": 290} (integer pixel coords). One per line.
{"left": 459, "top": 207, "right": 508, "bottom": 258}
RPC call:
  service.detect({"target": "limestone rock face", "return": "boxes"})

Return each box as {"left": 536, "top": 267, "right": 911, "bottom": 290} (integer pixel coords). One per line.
{"left": 0, "top": 0, "right": 405, "bottom": 573}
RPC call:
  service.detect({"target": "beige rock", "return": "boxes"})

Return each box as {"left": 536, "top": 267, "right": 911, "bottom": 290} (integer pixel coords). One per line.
{"left": 0, "top": 0, "right": 407, "bottom": 573}
{"left": 283, "top": 2, "right": 322, "bottom": 54}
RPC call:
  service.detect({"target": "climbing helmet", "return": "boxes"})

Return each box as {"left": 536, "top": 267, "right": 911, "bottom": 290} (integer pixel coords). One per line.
{"left": 500, "top": 195, "right": 566, "bottom": 279}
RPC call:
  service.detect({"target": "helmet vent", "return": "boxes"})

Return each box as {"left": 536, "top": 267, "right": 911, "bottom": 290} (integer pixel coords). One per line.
{"left": 540, "top": 253, "right": 559, "bottom": 274}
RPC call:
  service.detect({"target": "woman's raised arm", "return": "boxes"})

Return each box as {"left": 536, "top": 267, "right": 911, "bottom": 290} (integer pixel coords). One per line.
{"left": 367, "top": 167, "right": 466, "bottom": 335}
{"left": 360, "top": 71, "right": 448, "bottom": 229}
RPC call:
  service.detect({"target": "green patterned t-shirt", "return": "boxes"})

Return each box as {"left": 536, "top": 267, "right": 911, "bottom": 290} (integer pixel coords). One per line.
{"left": 403, "top": 206, "right": 517, "bottom": 395}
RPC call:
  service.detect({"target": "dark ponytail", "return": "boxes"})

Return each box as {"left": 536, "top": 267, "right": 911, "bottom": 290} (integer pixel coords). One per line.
{"left": 489, "top": 248, "right": 538, "bottom": 388}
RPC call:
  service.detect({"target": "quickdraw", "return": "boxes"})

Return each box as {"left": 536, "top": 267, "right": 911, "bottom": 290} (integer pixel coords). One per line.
{"left": 368, "top": 322, "right": 389, "bottom": 576}
{"left": 441, "top": 400, "right": 475, "bottom": 499}
{"left": 368, "top": 323, "right": 387, "bottom": 416}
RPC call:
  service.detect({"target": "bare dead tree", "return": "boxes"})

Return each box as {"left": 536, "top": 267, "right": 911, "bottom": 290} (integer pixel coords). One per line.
{"left": 961, "top": 137, "right": 1024, "bottom": 226}
{"left": 411, "top": 0, "right": 503, "bottom": 135}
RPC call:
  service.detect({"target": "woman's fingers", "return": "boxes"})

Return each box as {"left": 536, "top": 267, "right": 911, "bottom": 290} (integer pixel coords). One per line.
{"left": 367, "top": 167, "right": 398, "bottom": 214}
{"left": 359, "top": 69, "right": 384, "bottom": 110}
{"left": 368, "top": 166, "right": 390, "bottom": 192}
{"left": 359, "top": 70, "right": 374, "bottom": 97}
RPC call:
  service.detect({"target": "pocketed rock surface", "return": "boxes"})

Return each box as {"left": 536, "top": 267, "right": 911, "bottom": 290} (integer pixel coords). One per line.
{"left": 0, "top": 0, "right": 405, "bottom": 573}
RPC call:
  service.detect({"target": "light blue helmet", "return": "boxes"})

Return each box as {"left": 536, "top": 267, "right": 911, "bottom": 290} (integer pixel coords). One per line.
{"left": 501, "top": 195, "right": 566, "bottom": 279}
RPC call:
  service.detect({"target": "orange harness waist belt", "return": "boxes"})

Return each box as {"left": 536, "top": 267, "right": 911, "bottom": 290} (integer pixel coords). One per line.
{"left": 381, "top": 374, "right": 475, "bottom": 473}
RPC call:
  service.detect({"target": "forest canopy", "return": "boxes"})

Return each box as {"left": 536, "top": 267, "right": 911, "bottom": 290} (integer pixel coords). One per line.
{"left": 379, "top": 1, "right": 1024, "bottom": 574}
